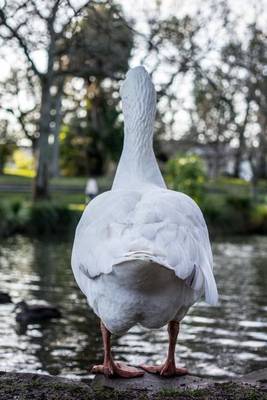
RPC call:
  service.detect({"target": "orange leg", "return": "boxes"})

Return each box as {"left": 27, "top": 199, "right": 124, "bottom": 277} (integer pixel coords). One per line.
{"left": 140, "top": 321, "right": 188, "bottom": 377}
{"left": 91, "top": 321, "right": 144, "bottom": 378}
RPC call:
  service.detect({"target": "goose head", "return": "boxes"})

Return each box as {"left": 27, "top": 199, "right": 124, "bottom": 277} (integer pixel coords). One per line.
{"left": 120, "top": 66, "right": 156, "bottom": 142}
{"left": 14, "top": 300, "right": 28, "bottom": 312}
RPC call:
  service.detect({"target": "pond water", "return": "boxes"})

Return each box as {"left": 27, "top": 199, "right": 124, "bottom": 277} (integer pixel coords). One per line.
{"left": 0, "top": 235, "right": 266, "bottom": 380}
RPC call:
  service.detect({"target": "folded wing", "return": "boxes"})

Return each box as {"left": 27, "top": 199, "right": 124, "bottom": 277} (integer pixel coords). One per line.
{"left": 71, "top": 189, "right": 218, "bottom": 305}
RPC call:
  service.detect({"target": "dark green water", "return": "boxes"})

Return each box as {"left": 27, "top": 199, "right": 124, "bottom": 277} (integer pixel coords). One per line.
{"left": 0, "top": 235, "right": 266, "bottom": 379}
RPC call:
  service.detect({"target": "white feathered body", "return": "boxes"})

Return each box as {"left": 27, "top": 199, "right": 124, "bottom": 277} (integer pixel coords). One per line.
{"left": 71, "top": 66, "right": 218, "bottom": 335}
{"left": 72, "top": 188, "right": 217, "bottom": 334}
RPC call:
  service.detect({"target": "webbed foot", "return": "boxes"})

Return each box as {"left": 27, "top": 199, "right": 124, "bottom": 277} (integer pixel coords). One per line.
{"left": 140, "top": 361, "right": 188, "bottom": 377}
{"left": 91, "top": 361, "right": 144, "bottom": 378}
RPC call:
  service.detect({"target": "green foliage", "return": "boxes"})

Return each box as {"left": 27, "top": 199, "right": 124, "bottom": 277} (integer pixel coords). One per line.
{"left": 0, "top": 144, "right": 12, "bottom": 173}
{"left": 65, "top": 3, "right": 133, "bottom": 79}
{"left": 0, "top": 199, "right": 24, "bottom": 236}
{"left": 13, "top": 149, "right": 34, "bottom": 171}
{"left": 203, "top": 194, "right": 255, "bottom": 235}
{"left": 27, "top": 203, "right": 79, "bottom": 235}
{"left": 0, "top": 200, "right": 81, "bottom": 237}
{"left": 58, "top": 2, "right": 133, "bottom": 177}
{"left": 225, "top": 195, "right": 252, "bottom": 211}
{"left": 250, "top": 205, "right": 267, "bottom": 234}
{"left": 1, "top": 171, "right": 267, "bottom": 238}
{"left": 60, "top": 92, "right": 123, "bottom": 176}
{"left": 60, "top": 124, "right": 86, "bottom": 176}
{"left": 0, "top": 120, "right": 16, "bottom": 174}
{"left": 216, "top": 177, "right": 249, "bottom": 186}
{"left": 1, "top": 192, "right": 267, "bottom": 238}
{"left": 0, "top": 203, "right": 11, "bottom": 236}
{"left": 165, "top": 153, "right": 206, "bottom": 203}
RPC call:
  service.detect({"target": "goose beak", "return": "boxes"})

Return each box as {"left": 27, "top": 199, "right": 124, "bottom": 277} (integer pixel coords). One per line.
{"left": 12, "top": 304, "right": 19, "bottom": 313}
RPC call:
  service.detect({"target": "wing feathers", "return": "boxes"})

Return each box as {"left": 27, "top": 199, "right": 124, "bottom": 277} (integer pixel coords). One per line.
{"left": 72, "top": 189, "right": 218, "bottom": 305}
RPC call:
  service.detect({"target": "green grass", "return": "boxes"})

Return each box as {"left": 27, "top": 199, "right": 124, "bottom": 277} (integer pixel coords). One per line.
{"left": 0, "top": 192, "right": 32, "bottom": 202}
{"left": 1, "top": 171, "right": 266, "bottom": 198}
{"left": 49, "top": 192, "right": 86, "bottom": 206}
{"left": 0, "top": 170, "right": 113, "bottom": 188}
{"left": 205, "top": 177, "right": 267, "bottom": 197}
{"left": 0, "top": 172, "right": 113, "bottom": 208}
{"left": 1, "top": 172, "right": 267, "bottom": 237}
{"left": 0, "top": 190, "right": 86, "bottom": 208}
{"left": 0, "top": 173, "right": 32, "bottom": 184}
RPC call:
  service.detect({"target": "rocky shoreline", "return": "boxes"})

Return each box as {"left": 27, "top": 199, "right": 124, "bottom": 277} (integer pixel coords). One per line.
{"left": 0, "top": 368, "right": 266, "bottom": 399}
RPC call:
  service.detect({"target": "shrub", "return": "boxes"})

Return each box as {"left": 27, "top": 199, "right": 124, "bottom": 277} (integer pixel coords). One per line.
{"left": 27, "top": 202, "right": 59, "bottom": 234}
{"left": 250, "top": 204, "right": 267, "bottom": 234}
{"left": 0, "top": 199, "right": 24, "bottom": 236}
{"left": 202, "top": 194, "right": 267, "bottom": 235}
{"left": 225, "top": 195, "right": 252, "bottom": 211}
{"left": 13, "top": 149, "right": 34, "bottom": 171}
{"left": 0, "top": 200, "right": 81, "bottom": 237}
{"left": 0, "top": 202, "right": 11, "bottom": 236}
{"left": 165, "top": 153, "right": 207, "bottom": 203}
{"left": 10, "top": 199, "right": 23, "bottom": 215}
{"left": 27, "top": 203, "right": 75, "bottom": 235}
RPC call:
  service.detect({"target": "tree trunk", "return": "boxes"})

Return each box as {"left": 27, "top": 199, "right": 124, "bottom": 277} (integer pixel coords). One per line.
{"left": 0, "top": 144, "right": 9, "bottom": 175}
{"left": 233, "top": 130, "right": 245, "bottom": 178}
{"left": 255, "top": 116, "right": 267, "bottom": 180}
{"left": 50, "top": 123, "right": 60, "bottom": 178}
{"left": 233, "top": 102, "right": 250, "bottom": 178}
{"left": 248, "top": 149, "right": 258, "bottom": 200}
{"left": 86, "top": 81, "right": 106, "bottom": 176}
{"left": 213, "top": 140, "right": 221, "bottom": 178}
{"left": 50, "top": 79, "right": 64, "bottom": 178}
{"left": 257, "top": 148, "right": 267, "bottom": 180}
{"left": 0, "top": 149, "right": 4, "bottom": 175}
{"left": 33, "top": 81, "right": 52, "bottom": 200}
{"left": 0, "top": 168, "right": 3, "bottom": 175}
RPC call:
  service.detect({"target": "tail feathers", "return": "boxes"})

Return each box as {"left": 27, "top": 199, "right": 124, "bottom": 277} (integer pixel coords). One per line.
{"left": 123, "top": 251, "right": 219, "bottom": 305}
{"left": 200, "top": 264, "right": 218, "bottom": 305}
{"left": 123, "top": 250, "right": 165, "bottom": 261}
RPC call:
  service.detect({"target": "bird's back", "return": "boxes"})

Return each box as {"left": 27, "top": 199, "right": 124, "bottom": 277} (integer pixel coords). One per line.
{"left": 71, "top": 187, "right": 217, "bottom": 307}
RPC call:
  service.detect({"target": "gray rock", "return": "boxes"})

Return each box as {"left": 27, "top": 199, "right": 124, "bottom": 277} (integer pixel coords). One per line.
{"left": 0, "top": 369, "right": 266, "bottom": 399}
{"left": 92, "top": 371, "right": 212, "bottom": 394}
{"left": 237, "top": 368, "right": 267, "bottom": 390}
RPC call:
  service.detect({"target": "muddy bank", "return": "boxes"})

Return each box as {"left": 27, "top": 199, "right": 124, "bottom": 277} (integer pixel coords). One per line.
{"left": 0, "top": 369, "right": 266, "bottom": 399}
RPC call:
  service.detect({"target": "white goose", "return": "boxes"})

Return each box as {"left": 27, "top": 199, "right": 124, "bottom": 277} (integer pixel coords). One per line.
{"left": 71, "top": 66, "right": 218, "bottom": 378}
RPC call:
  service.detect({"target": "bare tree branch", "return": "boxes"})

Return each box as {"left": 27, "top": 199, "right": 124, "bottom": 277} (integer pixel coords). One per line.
{"left": 0, "top": 7, "right": 42, "bottom": 78}
{"left": 28, "top": 0, "right": 47, "bottom": 20}
{"left": 55, "top": 0, "right": 91, "bottom": 40}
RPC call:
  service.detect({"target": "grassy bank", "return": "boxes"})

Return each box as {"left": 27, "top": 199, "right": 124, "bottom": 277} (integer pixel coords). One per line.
{"left": 202, "top": 195, "right": 267, "bottom": 236}
{"left": 1, "top": 172, "right": 267, "bottom": 237}
{"left": 0, "top": 194, "right": 267, "bottom": 238}
{"left": 0, "top": 200, "right": 82, "bottom": 237}
{"left": 0, "top": 171, "right": 112, "bottom": 190}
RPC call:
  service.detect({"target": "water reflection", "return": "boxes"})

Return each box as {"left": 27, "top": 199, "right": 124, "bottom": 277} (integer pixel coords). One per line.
{"left": 0, "top": 235, "right": 266, "bottom": 379}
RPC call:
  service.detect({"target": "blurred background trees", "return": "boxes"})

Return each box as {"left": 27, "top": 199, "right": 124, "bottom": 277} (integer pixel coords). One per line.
{"left": 0, "top": 119, "right": 15, "bottom": 175}
{"left": 1, "top": 1, "right": 267, "bottom": 381}
{"left": 0, "top": 0, "right": 132, "bottom": 199}
{"left": 0, "top": 0, "right": 266, "bottom": 204}
{"left": 60, "top": 82, "right": 124, "bottom": 177}
{"left": 165, "top": 154, "right": 206, "bottom": 203}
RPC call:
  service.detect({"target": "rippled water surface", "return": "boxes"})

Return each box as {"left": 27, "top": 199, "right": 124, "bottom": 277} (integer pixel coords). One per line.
{"left": 0, "top": 235, "right": 266, "bottom": 379}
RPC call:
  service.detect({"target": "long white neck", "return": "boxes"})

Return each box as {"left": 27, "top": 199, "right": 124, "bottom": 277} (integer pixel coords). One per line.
{"left": 112, "top": 121, "right": 165, "bottom": 190}
{"left": 112, "top": 66, "right": 166, "bottom": 191}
